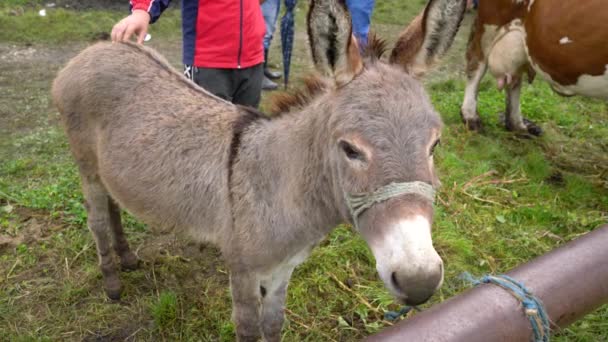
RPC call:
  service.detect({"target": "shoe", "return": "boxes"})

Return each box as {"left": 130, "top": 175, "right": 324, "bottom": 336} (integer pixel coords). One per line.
{"left": 263, "top": 48, "right": 282, "bottom": 80}
{"left": 264, "top": 68, "right": 282, "bottom": 80}
{"left": 262, "top": 76, "right": 278, "bottom": 91}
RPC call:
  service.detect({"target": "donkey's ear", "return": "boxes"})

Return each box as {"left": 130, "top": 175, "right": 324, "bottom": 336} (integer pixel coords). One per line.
{"left": 389, "top": 0, "right": 466, "bottom": 76}
{"left": 307, "top": 0, "right": 363, "bottom": 86}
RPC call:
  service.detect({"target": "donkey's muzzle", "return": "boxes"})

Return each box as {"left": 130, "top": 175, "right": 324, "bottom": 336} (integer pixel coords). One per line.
{"left": 392, "top": 260, "right": 443, "bottom": 305}
{"left": 361, "top": 209, "right": 444, "bottom": 304}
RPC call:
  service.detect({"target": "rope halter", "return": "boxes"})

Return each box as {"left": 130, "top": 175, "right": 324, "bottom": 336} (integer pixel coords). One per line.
{"left": 345, "top": 181, "right": 436, "bottom": 230}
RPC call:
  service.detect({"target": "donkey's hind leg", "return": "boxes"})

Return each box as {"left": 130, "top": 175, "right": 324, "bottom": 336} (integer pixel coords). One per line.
{"left": 81, "top": 175, "right": 122, "bottom": 300}
{"left": 108, "top": 198, "right": 139, "bottom": 270}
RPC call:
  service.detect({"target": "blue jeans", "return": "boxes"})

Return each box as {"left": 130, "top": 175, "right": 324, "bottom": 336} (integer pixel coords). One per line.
{"left": 345, "top": 0, "right": 376, "bottom": 48}
{"left": 262, "top": 0, "right": 281, "bottom": 50}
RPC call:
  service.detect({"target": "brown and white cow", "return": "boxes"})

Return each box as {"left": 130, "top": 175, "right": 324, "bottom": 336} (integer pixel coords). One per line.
{"left": 461, "top": 0, "right": 608, "bottom": 135}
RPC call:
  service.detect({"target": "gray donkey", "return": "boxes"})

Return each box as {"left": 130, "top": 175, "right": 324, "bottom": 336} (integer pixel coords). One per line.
{"left": 52, "top": 0, "right": 465, "bottom": 340}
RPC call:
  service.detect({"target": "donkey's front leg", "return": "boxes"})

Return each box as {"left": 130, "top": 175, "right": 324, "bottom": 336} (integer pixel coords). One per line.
{"left": 260, "top": 267, "right": 295, "bottom": 342}
{"left": 230, "top": 272, "right": 263, "bottom": 342}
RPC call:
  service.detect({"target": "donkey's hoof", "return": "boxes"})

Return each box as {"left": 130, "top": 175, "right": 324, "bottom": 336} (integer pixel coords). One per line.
{"left": 263, "top": 335, "right": 281, "bottom": 342}
{"left": 104, "top": 286, "right": 122, "bottom": 300}
{"left": 120, "top": 252, "right": 140, "bottom": 271}
{"left": 236, "top": 336, "right": 260, "bottom": 342}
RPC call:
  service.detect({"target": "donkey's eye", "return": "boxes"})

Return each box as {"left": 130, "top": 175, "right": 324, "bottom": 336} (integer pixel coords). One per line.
{"left": 430, "top": 139, "right": 440, "bottom": 156}
{"left": 339, "top": 141, "right": 364, "bottom": 161}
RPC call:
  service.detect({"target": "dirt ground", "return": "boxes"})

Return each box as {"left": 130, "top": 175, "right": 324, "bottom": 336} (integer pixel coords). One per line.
{"left": 0, "top": 37, "right": 184, "bottom": 136}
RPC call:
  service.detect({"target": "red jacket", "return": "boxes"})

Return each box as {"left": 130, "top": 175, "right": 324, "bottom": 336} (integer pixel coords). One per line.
{"left": 131, "top": 0, "right": 266, "bottom": 69}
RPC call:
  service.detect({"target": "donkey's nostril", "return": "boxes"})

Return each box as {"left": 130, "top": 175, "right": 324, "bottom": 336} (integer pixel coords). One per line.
{"left": 391, "top": 272, "right": 402, "bottom": 291}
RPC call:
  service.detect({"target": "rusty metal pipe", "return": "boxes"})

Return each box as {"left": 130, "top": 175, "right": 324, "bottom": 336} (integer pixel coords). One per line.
{"left": 366, "top": 225, "right": 608, "bottom": 342}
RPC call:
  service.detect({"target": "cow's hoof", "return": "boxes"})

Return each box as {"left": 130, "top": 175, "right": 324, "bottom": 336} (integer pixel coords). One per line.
{"left": 460, "top": 110, "right": 483, "bottom": 132}
{"left": 465, "top": 119, "right": 483, "bottom": 132}
{"left": 523, "top": 118, "right": 543, "bottom": 136}
{"left": 502, "top": 114, "right": 542, "bottom": 137}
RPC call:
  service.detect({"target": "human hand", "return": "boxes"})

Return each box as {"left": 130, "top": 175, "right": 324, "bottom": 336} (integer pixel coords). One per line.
{"left": 111, "top": 10, "right": 151, "bottom": 44}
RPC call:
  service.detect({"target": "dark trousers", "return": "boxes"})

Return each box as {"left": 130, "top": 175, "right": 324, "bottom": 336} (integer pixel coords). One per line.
{"left": 185, "top": 63, "right": 264, "bottom": 108}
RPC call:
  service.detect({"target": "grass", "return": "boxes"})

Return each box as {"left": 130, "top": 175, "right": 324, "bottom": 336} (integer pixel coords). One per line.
{"left": 151, "top": 291, "right": 179, "bottom": 331}
{"left": 0, "top": 2, "right": 180, "bottom": 44}
{"left": 1, "top": 1, "right": 607, "bottom": 341}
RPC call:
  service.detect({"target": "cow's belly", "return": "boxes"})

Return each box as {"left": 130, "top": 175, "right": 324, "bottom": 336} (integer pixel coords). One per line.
{"left": 524, "top": 0, "right": 608, "bottom": 99}
{"left": 530, "top": 61, "right": 608, "bottom": 99}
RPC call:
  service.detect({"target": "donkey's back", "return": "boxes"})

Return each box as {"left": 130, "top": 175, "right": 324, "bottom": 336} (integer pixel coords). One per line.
{"left": 52, "top": 42, "right": 238, "bottom": 263}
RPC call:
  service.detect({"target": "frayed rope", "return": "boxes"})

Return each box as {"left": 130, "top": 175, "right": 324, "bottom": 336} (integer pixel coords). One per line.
{"left": 460, "top": 272, "right": 550, "bottom": 342}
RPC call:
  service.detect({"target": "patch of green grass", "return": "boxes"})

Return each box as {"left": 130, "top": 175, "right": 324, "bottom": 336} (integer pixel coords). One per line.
{"left": 1, "top": 8, "right": 119, "bottom": 43}
{"left": 0, "top": 0, "right": 44, "bottom": 7}
{"left": 151, "top": 291, "right": 179, "bottom": 331}
{"left": 0, "top": 128, "right": 85, "bottom": 225}
{"left": 0, "top": 7, "right": 181, "bottom": 44}
{"left": 372, "top": 0, "right": 427, "bottom": 25}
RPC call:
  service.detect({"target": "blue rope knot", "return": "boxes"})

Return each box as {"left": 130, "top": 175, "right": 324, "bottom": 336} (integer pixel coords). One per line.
{"left": 460, "top": 272, "right": 551, "bottom": 342}
{"left": 383, "top": 305, "right": 413, "bottom": 321}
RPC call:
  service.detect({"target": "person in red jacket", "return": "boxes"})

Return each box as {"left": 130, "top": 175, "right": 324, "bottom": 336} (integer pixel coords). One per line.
{"left": 111, "top": 0, "right": 266, "bottom": 108}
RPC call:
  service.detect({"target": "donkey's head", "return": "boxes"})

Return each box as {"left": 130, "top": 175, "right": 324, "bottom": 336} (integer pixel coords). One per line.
{"left": 308, "top": 0, "right": 465, "bottom": 305}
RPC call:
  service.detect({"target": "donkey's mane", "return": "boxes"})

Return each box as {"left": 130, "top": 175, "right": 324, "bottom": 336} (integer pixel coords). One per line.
{"left": 363, "top": 33, "right": 389, "bottom": 60}
{"left": 269, "top": 75, "right": 327, "bottom": 115}
{"left": 125, "top": 31, "right": 390, "bottom": 119}
{"left": 269, "top": 34, "right": 388, "bottom": 116}
{"left": 120, "top": 41, "right": 232, "bottom": 105}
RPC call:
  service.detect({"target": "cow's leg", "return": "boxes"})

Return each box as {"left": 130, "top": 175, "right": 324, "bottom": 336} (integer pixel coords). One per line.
{"left": 260, "top": 266, "right": 295, "bottom": 342}
{"left": 504, "top": 77, "right": 542, "bottom": 136}
{"left": 461, "top": 60, "right": 487, "bottom": 131}
{"left": 108, "top": 198, "right": 139, "bottom": 270}
{"left": 81, "top": 174, "right": 122, "bottom": 300}
{"left": 461, "top": 22, "right": 487, "bottom": 131}
{"left": 230, "top": 272, "right": 263, "bottom": 341}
